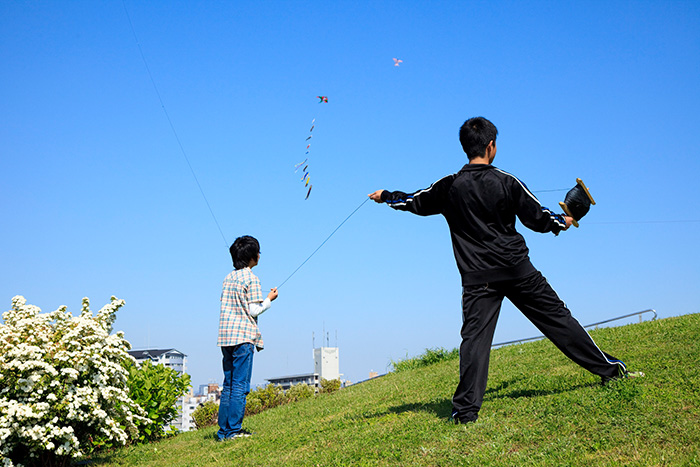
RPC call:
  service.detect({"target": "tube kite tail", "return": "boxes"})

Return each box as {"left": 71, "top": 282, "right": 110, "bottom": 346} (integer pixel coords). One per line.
{"left": 295, "top": 96, "right": 328, "bottom": 199}
{"left": 294, "top": 158, "right": 308, "bottom": 172}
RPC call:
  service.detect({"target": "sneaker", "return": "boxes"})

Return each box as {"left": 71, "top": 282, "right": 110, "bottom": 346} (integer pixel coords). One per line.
{"left": 450, "top": 411, "right": 477, "bottom": 424}
{"left": 602, "top": 370, "right": 645, "bottom": 385}
{"left": 232, "top": 428, "right": 253, "bottom": 438}
{"left": 454, "top": 417, "right": 476, "bottom": 425}
{"left": 217, "top": 428, "right": 254, "bottom": 441}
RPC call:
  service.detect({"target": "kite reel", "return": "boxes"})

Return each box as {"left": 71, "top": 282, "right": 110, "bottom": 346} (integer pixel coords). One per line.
{"left": 559, "top": 178, "right": 596, "bottom": 228}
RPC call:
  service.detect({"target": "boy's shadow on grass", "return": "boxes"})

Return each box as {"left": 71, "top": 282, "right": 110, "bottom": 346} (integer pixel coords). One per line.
{"left": 384, "top": 378, "right": 598, "bottom": 420}
{"left": 483, "top": 378, "right": 597, "bottom": 400}
{"left": 387, "top": 399, "right": 454, "bottom": 419}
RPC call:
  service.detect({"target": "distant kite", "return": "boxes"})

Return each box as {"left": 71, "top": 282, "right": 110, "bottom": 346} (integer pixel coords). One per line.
{"left": 393, "top": 58, "right": 403, "bottom": 67}
{"left": 317, "top": 96, "right": 328, "bottom": 103}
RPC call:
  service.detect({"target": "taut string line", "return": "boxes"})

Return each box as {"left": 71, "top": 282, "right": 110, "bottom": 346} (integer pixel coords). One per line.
{"left": 122, "top": 1, "right": 228, "bottom": 248}
{"left": 277, "top": 198, "right": 370, "bottom": 289}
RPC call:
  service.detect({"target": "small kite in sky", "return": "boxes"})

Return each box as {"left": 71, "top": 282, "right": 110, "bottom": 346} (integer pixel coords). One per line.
{"left": 317, "top": 96, "right": 328, "bottom": 103}
{"left": 393, "top": 58, "right": 403, "bottom": 67}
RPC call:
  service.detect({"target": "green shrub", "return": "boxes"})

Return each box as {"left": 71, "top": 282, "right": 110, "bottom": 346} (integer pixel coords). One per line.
{"left": 286, "top": 382, "right": 315, "bottom": 401}
{"left": 125, "top": 359, "right": 191, "bottom": 442}
{"left": 244, "top": 382, "right": 315, "bottom": 416}
{"left": 191, "top": 400, "right": 219, "bottom": 429}
{"left": 245, "top": 383, "right": 285, "bottom": 416}
{"left": 256, "top": 383, "right": 286, "bottom": 408}
{"left": 320, "top": 378, "right": 341, "bottom": 394}
{"left": 241, "top": 381, "right": 333, "bottom": 418}
{"left": 391, "top": 347, "right": 459, "bottom": 372}
{"left": 245, "top": 395, "right": 263, "bottom": 416}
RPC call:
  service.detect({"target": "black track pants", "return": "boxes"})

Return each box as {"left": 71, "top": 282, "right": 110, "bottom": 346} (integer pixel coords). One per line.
{"left": 451, "top": 270, "right": 626, "bottom": 422}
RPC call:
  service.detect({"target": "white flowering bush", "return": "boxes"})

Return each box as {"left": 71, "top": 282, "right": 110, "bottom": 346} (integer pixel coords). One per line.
{"left": 0, "top": 296, "right": 149, "bottom": 467}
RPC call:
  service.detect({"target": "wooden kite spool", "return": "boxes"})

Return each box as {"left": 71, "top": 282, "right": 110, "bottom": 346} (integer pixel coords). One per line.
{"left": 559, "top": 178, "right": 596, "bottom": 228}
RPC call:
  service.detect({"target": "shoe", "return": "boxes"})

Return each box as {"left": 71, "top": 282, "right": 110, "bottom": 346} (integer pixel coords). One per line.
{"left": 217, "top": 428, "right": 254, "bottom": 441}
{"left": 232, "top": 428, "right": 253, "bottom": 438}
{"left": 454, "top": 417, "right": 476, "bottom": 425}
{"left": 601, "top": 370, "right": 645, "bottom": 385}
{"left": 450, "top": 411, "right": 477, "bottom": 424}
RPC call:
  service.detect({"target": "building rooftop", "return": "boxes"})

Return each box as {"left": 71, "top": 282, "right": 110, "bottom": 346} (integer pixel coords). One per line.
{"left": 266, "top": 372, "right": 318, "bottom": 382}
{"left": 128, "top": 348, "right": 186, "bottom": 359}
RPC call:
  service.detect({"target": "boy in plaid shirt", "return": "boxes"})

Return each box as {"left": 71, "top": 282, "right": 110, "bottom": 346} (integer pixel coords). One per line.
{"left": 217, "top": 235, "right": 278, "bottom": 440}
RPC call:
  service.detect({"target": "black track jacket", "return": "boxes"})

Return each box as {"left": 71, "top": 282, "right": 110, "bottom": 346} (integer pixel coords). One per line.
{"left": 380, "top": 164, "right": 567, "bottom": 286}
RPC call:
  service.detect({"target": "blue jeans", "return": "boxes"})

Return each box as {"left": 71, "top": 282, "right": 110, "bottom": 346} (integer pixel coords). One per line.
{"left": 217, "top": 343, "right": 254, "bottom": 439}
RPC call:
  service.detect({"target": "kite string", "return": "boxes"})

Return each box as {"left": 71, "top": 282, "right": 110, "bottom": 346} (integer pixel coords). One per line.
{"left": 533, "top": 188, "right": 568, "bottom": 193}
{"left": 278, "top": 187, "right": 562, "bottom": 288}
{"left": 277, "top": 197, "right": 370, "bottom": 289}
{"left": 122, "top": 0, "right": 228, "bottom": 248}
{"left": 275, "top": 189, "right": 696, "bottom": 289}
{"left": 587, "top": 220, "right": 700, "bottom": 225}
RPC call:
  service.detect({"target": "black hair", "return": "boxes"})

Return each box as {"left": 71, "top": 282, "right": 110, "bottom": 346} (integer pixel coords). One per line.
{"left": 459, "top": 117, "right": 498, "bottom": 160}
{"left": 230, "top": 235, "right": 260, "bottom": 270}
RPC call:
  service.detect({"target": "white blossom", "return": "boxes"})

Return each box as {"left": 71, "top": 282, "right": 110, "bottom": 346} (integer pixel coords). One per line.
{"left": 0, "top": 295, "right": 148, "bottom": 464}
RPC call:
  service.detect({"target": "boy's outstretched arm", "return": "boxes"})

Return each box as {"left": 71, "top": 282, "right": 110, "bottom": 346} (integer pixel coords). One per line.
{"left": 368, "top": 174, "right": 455, "bottom": 216}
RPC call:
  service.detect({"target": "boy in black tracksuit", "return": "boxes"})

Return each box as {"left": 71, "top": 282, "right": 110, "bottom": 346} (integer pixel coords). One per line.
{"left": 369, "top": 116, "right": 632, "bottom": 424}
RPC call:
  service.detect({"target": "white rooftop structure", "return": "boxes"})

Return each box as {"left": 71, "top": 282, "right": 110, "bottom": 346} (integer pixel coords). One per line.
{"left": 267, "top": 345, "right": 341, "bottom": 389}
{"left": 313, "top": 346, "right": 340, "bottom": 381}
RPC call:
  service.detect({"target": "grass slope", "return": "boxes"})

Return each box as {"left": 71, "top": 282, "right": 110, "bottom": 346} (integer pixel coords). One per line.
{"left": 90, "top": 314, "right": 700, "bottom": 466}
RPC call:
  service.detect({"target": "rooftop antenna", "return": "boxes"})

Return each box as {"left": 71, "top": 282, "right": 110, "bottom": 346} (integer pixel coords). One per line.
{"left": 312, "top": 331, "right": 315, "bottom": 349}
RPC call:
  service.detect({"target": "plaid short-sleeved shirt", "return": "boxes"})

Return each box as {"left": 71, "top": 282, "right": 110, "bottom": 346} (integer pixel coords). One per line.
{"left": 217, "top": 267, "right": 264, "bottom": 350}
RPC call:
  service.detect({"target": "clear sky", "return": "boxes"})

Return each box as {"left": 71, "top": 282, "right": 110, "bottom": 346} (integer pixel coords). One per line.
{"left": 2, "top": 1, "right": 699, "bottom": 389}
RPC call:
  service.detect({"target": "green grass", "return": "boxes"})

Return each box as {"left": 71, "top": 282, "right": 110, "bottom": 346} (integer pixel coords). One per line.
{"left": 87, "top": 314, "right": 700, "bottom": 466}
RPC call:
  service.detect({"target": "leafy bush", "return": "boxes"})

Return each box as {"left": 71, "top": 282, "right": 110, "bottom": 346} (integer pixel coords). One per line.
{"left": 392, "top": 347, "right": 459, "bottom": 372}
{"left": 125, "top": 359, "right": 191, "bottom": 442}
{"left": 245, "top": 384, "right": 285, "bottom": 416}
{"left": 0, "top": 296, "right": 149, "bottom": 467}
{"left": 244, "top": 394, "right": 263, "bottom": 416}
{"left": 286, "top": 382, "right": 315, "bottom": 401}
{"left": 191, "top": 401, "right": 219, "bottom": 430}
{"left": 320, "top": 378, "right": 341, "bottom": 394}
{"left": 242, "top": 382, "right": 315, "bottom": 417}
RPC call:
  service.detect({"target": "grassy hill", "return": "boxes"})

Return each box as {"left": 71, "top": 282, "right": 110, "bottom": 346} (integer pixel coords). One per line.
{"left": 89, "top": 314, "right": 700, "bottom": 466}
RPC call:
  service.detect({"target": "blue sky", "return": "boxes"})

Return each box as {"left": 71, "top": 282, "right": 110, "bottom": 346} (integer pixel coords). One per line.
{"left": 2, "top": 1, "right": 699, "bottom": 389}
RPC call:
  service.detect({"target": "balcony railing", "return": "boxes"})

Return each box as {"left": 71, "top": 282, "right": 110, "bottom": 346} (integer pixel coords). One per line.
{"left": 491, "top": 309, "right": 657, "bottom": 348}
